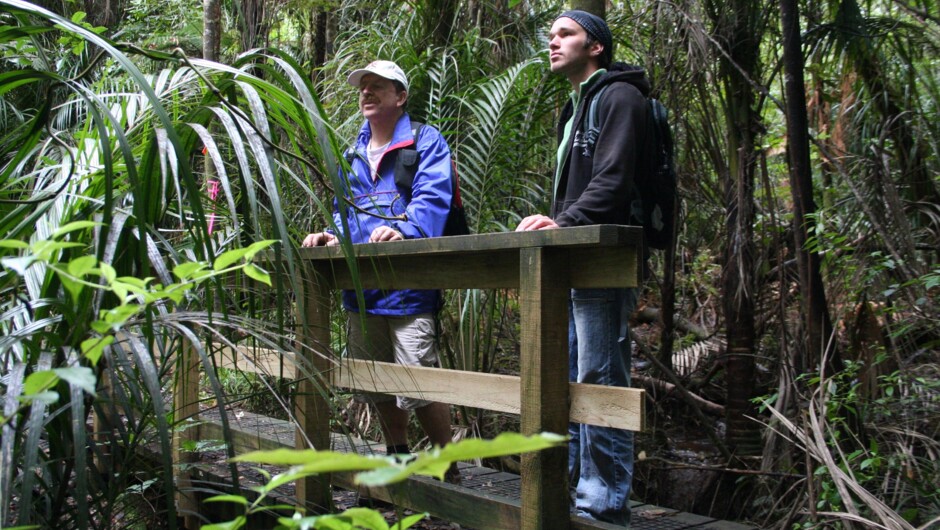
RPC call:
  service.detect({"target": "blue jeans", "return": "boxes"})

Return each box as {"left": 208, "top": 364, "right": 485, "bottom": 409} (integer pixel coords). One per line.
{"left": 568, "top": 287, "right": 637, "bottom": 525}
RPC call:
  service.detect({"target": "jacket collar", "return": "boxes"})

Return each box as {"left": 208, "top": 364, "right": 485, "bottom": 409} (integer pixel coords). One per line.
{"left": 356, "top": 113, "right": 416, "bottom": 153}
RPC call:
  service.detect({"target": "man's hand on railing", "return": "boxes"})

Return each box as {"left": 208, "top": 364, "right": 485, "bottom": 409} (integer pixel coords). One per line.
{"left": 301, "top": 232, "right": 338, "bottom": 247}
{"left": 515, "top": 214, "right": 559, "bottom": 232}
{"left": 368, "top": 226, "right": 404, "bottom": 243}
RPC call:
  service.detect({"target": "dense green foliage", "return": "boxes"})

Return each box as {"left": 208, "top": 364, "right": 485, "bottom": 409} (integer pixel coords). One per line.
{"left": 0, "top": 0, "right": 938, "bottom": 528}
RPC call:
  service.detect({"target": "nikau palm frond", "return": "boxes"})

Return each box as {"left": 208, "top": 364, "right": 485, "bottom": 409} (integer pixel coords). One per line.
{"left": 0, "top": 3, "right": 346, "bottom": 527}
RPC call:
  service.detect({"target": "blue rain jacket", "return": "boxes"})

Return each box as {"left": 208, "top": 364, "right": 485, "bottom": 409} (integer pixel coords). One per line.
{"left": 331, "top": 113, "right": 454, "bottom": 316}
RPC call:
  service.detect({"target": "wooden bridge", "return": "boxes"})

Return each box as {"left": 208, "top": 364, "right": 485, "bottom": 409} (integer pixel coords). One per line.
{"left": 170, "top": 225, "right": 753, "bottom": 529}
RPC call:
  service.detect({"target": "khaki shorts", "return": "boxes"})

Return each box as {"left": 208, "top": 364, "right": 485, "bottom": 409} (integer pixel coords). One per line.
{"left": 346, "top": 312, "right": 439, "bottom": 410}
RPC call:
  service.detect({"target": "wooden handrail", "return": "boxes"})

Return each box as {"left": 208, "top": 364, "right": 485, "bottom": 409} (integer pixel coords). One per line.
{"left": 290, "top": 225, "right": 645, "bottom": 529}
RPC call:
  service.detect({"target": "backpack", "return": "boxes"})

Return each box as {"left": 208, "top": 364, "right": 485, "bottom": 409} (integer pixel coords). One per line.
{"left": 587, "top": 85, "right": 677, "bottom": 250}
{"left": 391, "top": 123, "right": 471, "bottom": 237}
{"left": 342, "top": 123, "right": 471, "bottom": 237}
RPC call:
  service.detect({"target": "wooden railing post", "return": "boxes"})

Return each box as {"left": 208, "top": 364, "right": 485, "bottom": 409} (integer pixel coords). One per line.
{"left": 294, "top": 263, "right": 334, "bottom": 512}
{"left": 519, "top": 247, "right": 571, "bottom": 530}
{"left": 172, "top": 340, "right": 200, "bottom": 528}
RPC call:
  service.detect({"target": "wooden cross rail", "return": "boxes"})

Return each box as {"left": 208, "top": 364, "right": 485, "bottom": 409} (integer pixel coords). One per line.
{"left": 209, "top": 350, "right": 643, "bottom": 432}
{"left": 289, "top": 224, "right": 646, "bottom": 530}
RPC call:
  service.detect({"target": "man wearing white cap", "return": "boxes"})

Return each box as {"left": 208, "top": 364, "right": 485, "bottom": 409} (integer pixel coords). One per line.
{"left": 302, "top": 60, "right": 457, "bottom": 480}
{"left": 516, "top": 10, "right": 653, "bottom": 525}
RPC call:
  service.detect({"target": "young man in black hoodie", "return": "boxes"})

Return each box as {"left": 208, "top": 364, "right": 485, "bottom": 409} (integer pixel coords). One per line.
{"left": 516, "top": 10, "right": 652, "bottom": 526}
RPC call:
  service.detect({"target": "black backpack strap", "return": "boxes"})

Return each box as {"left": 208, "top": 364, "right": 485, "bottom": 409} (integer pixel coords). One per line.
{"left": 393, "top": 123, "right": 425, "bottom": 202}
{"left": 579, "top": 84, "right": 609, "bottom": 157}
{"left": 387, "top": 122, "right": 471, "bottom": 237}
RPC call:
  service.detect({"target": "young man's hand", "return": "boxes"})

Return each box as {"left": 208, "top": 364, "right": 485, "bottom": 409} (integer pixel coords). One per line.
{"left": 301, "top": 232, "right": 338, "bottom": 247}
{"left": 369, "top": 226, "right": 404, "bottom": 242}
{"left": 515, "top": 214, "right": 559, "bottom": 231}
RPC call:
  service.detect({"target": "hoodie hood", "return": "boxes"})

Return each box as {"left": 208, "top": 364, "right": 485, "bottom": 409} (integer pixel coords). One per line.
{"left": 591, "top": 62, "right": 651, "bottom": 98}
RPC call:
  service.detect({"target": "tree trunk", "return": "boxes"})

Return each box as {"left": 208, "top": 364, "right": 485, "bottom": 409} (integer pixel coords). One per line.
{"left": 657, "top": 213, "right": 678, "bottom": 374}
{"left": 238, "top": 0, "right": 269, "bottom": 52}
{"left": 83, "top": 0, "right": 125, "bottom": 28}
{"left": 780, "top": 0, "right": 839, "bottom": 375}
{"left": 203, "top": 0, "right": 221, "bottom": 62}
{"left": 314, "top": 8, "right": 327, "bottom": 70}
{"left": 569, "top": 0, "right": 605, "bottom": 17}
{"left": 422, "top": 0, "right": 459, "bottom": 48}
{"left": 712, "top": 0, "right": 764, "bottom": 458}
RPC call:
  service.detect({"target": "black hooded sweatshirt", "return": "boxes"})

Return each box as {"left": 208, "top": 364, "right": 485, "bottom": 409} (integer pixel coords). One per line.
{"left": 550, "top": 63, "right": 652, "bottom": 228}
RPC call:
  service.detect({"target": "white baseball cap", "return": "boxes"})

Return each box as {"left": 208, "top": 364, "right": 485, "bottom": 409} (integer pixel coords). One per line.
{"left": 346, "top": 60, "right": 409, "bottom": 91}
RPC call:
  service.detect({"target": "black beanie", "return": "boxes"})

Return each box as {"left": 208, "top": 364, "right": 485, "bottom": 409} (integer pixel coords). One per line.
{"left": 557, "top": 10, "right": 613, "bottom": 66}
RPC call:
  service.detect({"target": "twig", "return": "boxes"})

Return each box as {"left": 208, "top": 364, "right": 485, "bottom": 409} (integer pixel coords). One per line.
{"left": 640, "top": 455, "right": 801, "bottom": 478}
{"left": 633, "top": 374, "right": 724, "bottom": 416}
{"left": 631, "top": 329, "right": 732, "bottom": 460}
{"left": 635, "top": 306, "right": 711, "bottom": 340}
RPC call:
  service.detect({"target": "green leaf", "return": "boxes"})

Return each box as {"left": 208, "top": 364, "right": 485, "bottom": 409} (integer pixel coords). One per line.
{"left": 244, "top": 239, "right": 278, "bottom": 259}
{"left": 19, "top": 391, "right": 59, "bottom": 405}
{"left": 437, "top": 432, "right": 565, "bottom": 461}
{"left": 81, "top": 335, "right": 113, "bottom": 366}
{"left": 95, "top": 304, "right": 142, "bottom": 332}
{"left": 212, "top": 239, "right": 278, "bottom": 271}
{"left": 213, "top": 247, "right": 252, "bottom": 271}
{"left": 111, "top": 280, "right": 128, "bottom": 302}
{"left": 356, "top": 433, "right": 564, "bottom": 485}
{"left": 30, "top": 240, "right": 83, "bottom": 261}
{"left": 54, "top": 367, "right": 97, "bottom": 395}
{"left": 111, "top": 278, "right": 155, "bottom": 300}
{"left": 59, "top": 273, "right": 83, "bottom": 303}
{"left": 98, "top": 262, "right": 116, "bottom": 283}
{"left": 174, "top": 261, "right": 209, "bottom": 281}
{"left": 0, "top": 240, "right": 29, "bottom": 249}
{"left": 200, "top": 516, "right": 246, "bottom": 530}
{"left": 275, "top": 514, "right": 323, "bottom": 530}
{"left": 52, "top": 220, "right": 101, "bottom": 239}
{"left": 310, "top": 514, "right": 356, "bottom": 529}
{"left": 68, "top": 255, "right": 98, "bottom": 278}
{"left": 204, "top": 494, "right": 249, "bottom": 506}
{"left": 160, "top": 283, "right": 191, "bottom": 304}
{"left": 115, "top": 276, "right": 151, "bottom": 289}
{"left": 393, "top": 513, "right": 429, "bottom": 530}
{"left": 356, "top": 466, "right": 415, "bottom": 486}
{"left": 336, "top": 507, "right": 389, "bottom": 530}
{"left": 232, "top": 449, "right": 389, "bottom": 472}
{"left": 243, "top": 264, "right": 271, "bottom": 286}
{"left": 23, "top": 370, "right": 59, "bottom": 395}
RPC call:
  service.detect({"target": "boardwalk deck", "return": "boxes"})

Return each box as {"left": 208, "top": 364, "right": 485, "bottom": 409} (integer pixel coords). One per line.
{"left": 191, "top": 410, "right": 753, "bottom": 530}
